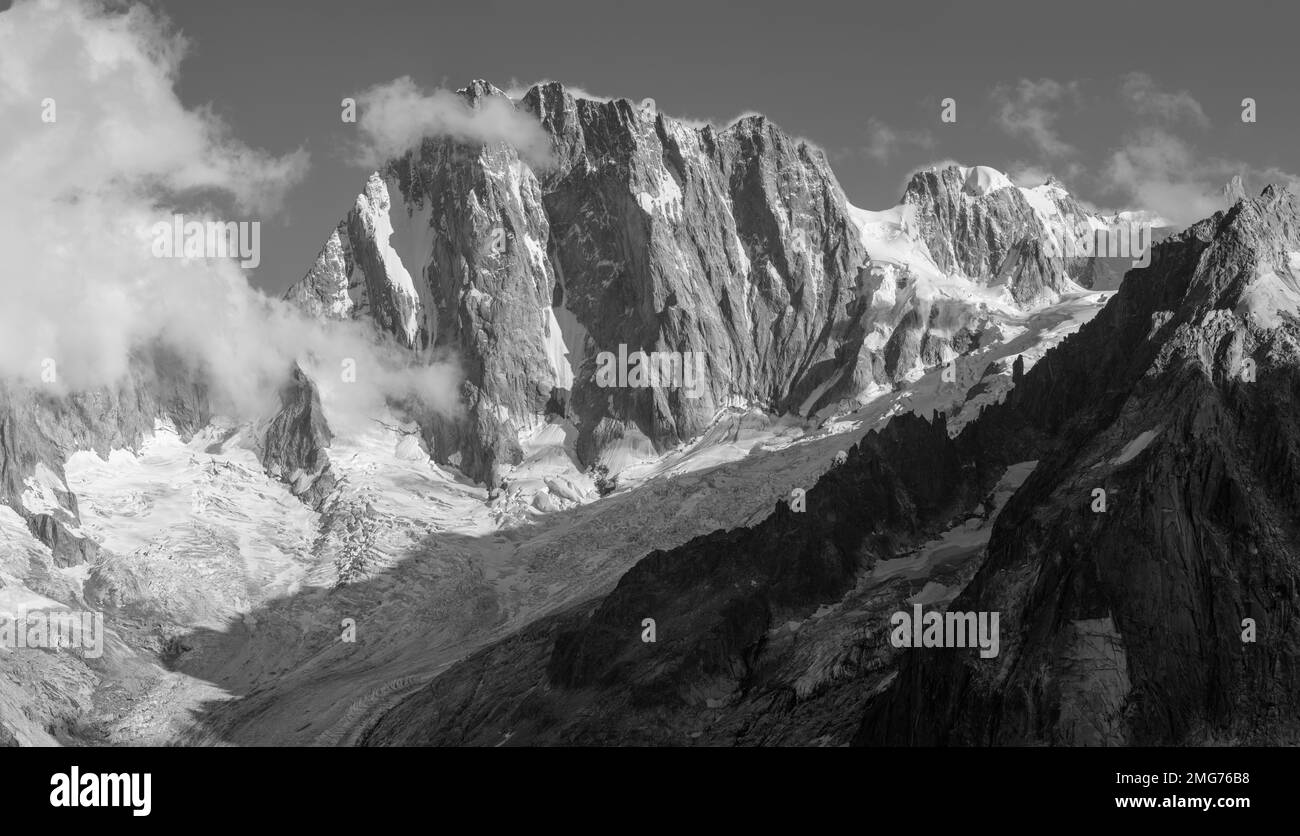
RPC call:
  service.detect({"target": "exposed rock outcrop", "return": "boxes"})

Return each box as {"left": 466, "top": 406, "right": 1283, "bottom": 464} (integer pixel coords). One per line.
{"left": 857, "top": 184, "right": 1300, "bottom": 745}
{"left": 289, "top": 85, "right": 1150, "bottom": 486}
{"left": 0, "top": 344, "right": 211, "bottom": 565}
{"left": 261, "top": 364, "right": 336, "bottom": 510}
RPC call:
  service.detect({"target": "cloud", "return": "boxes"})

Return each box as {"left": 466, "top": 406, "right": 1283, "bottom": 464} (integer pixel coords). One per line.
{"left": 991, "top": 78, "right": 1081, "bottom": 159}
{"left": 0, "top": 0, "right": 459, "bottom": 421}
{"left": 1101, "top": 127, "right": 1298, "bottom": 225}
{"left": 1100, "top": 75, "right": 1295, "bottom": 225}
{"left": 0, "top": 0, "right": 308, "bottom": 214}
{"left": 1006, "top": 163, "right": 1055, "bottom": 187}
{"left": 862, "top": 117, "right": 935, "bottom": 164}
{"left": 351, "top": 76, "right": 554, "bottom": 168}
{"left": 1119, "top": 72, "right": 1209, "bottom": 128}
{"left": 986, "top": 74, "right": 1289, "bottom": 225}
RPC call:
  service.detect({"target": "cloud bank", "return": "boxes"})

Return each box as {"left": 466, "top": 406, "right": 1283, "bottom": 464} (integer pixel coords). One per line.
{"left": 862, "top": 117, "right": 935, "bottom": 164}
{"left": 990, "top": 73, "right": 1298, "bottom": 226}
{"left": 0, "top": 0, "right": 459, "bottom": 422}
{"left": 350, "top": 76, "right": 554, "bottom": 168}
{"left": 992, "top": 78, "right": 1081, "bottom": 160}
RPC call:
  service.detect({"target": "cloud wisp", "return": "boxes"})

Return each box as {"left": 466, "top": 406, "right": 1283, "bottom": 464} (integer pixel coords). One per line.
{"left": 987, "top": 73, "right": 1296, "bottom": 225}
{"left": 862, "top": 117, "right": 935, "bottom": 164}
{"left": 350, "top": 76, "right": 555, "bottom": 169}
{"left": 0, "top": 0, "right": 460, "bottom": 421}
{"left": 991, "top": 78, "right": 1082, "bottom": 160}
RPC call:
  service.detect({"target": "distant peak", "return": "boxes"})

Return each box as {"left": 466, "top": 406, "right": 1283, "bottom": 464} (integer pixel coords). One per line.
{"left": 457, "top": 79, "right": 509, "bottom": 105}
{"left": 1222, "top": 174, "right": 1248, "bottom": 203}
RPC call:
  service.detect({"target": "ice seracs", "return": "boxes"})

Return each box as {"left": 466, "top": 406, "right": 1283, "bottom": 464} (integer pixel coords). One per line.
{"left": 959, "top": 165, "right": 1015, "bottom": 197}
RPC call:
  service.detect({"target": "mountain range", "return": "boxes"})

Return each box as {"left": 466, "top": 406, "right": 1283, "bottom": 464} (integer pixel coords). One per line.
{"left": 1, "top": 80, "right": 1292, "bottom": 747}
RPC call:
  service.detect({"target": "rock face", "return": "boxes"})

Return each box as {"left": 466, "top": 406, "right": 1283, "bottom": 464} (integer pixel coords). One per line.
{"left": 261, "top": 364, "right": 337, "bottom": 510}
{"left": 289, "top": 80, "right": 873, "bottom": 483}
{"left": 289, "top": 175, "right": 425, "bottom": 345}
{"left": 1223, "top": 174, "right": 1248, "bottom": 204}
{"left": 290, "top": 83, "right": 1153, "bottom": 486}
{"left": 0, "top": 344, "right": 210, "bottom": 566}
{"left": 857, "top": 185, "right": 1300, "bottom": 745}
{"left": 905, "top": 166, "right": 1112, "bottom": 303}
{"left": 357, "top": 185, "right": 1300, "bottom": 747}
{"left": 525, "top": 84, "right": 868, "bottom": 464}
{"left": 285, "top": 222, "right": 361, "bottom": 323}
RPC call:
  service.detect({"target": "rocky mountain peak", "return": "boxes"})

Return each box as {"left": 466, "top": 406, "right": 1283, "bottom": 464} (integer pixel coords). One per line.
{"left": 283, "top": 92, "right": 1168, "bottom": 489}
{"left": 287, "top": 80, "right": 880, "bottom": 483}
{"left": 902, "top": 163, "right": 1104, "bottom": 302}
{"left": 458, "top": 78, "right": 510, "bottom": 105}
{"left": 1222, "top": 173, "right": 1248, "bottom": 203}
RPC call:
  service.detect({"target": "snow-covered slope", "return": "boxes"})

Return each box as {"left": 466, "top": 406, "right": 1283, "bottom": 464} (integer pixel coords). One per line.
{"left": 832, "top": 170, "right": 1115, "bottom": 428}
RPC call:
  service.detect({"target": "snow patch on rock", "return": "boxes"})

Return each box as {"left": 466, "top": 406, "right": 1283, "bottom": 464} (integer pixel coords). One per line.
{"left": 960, "top": 165, "right": 1015, "bottom": 197}
{"left": 1236, "top": 256, "right": 1300, "bottom": 328}
{"left": 355, "top": 174, "right": 422, "bottom": 344}
{"left": 1113, "top": 427, "right": 1161, "bottom": 465}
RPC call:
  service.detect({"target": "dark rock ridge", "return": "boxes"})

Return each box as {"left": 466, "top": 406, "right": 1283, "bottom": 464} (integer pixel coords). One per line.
{"left": 357, "top": 185, "right": 1300, "bottom": 746}
{"left": 260, "top": 364, "right": 337, "bottom": 510}
{"left": 856, "top": 184, "right": 1300, "bottom": 745}
{"left": 359, "top": 409, "right": 1029, "bottom": 745}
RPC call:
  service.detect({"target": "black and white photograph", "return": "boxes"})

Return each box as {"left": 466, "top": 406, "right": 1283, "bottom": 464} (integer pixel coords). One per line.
{"left": 0, "top": 0, "right": 1294, "bottom": 819}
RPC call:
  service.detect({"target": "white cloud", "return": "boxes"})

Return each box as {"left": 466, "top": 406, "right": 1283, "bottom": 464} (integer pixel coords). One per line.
{"left": 0, "top": 0, "right": 459, "bottom": 420}
{"left": 0, "top": 0, "right": 308, "bottom": 214}
{"left": 351, "top": 76, "right": 554, "bottom": 168}
{"left": 987, "top": 74, "right": 1291, "bottom": 225}
{"left": 1006, "top": 164, "right": 1055, "bottom": 187}
{"left": 1119, "top": 72, "right": 1209, "bottom": 128}
{"left": 991, "top": 78, "right": 1081, "bottom": 159}
{"left": 862, "top": 117, "right": 935, "bottom": 164}
{"left": 1101, "top": 127, "right": 1298, "bottom": 225}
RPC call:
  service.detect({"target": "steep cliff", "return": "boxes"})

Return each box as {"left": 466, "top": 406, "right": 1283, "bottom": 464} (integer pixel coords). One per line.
{"left": 288, "top": 83, "right": 1135, "bottom": 486}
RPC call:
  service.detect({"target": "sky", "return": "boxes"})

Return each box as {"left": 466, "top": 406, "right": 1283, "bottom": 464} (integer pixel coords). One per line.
{"left": 12, "top": 0, "right": 1300, "bottom": 297}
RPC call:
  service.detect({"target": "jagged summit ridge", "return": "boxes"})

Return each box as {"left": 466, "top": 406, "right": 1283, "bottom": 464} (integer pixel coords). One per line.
{"left": 284, "top": 82, "right": 1155, "bottom": 487}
